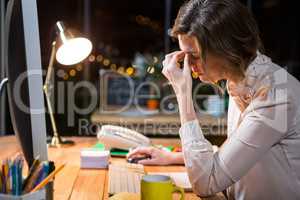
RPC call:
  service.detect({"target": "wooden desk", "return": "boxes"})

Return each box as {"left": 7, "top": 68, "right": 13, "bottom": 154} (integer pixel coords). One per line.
{"left": 0, "top": 136, "right": 225, "bottom": 200}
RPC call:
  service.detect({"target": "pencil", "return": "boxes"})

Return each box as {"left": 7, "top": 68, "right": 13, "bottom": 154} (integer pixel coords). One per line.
{"left": 30, "top": 163, "right": 65, "bottom": 193}
{"left": 23, "top": 156, "right": 40, "bottom": 190}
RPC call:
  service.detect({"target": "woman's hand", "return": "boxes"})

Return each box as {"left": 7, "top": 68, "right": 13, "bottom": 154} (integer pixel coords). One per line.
{"left": 126, "top": 146, "right": 184, "bottom": 165}
{"left": 162, "top": 51, "right": 197, "bottom": 124}
{"left": 162, "top": 51, "right": 193, "bottom": 96}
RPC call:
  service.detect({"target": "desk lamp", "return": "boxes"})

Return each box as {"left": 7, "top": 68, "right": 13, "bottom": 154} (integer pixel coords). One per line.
{"left": 44, "top": 21, "right": 92, "bottom": 147}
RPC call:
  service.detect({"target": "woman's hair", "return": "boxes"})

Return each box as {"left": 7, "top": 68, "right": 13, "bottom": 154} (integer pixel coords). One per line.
{"left": 171, "top": 0, "right": 262, "bottom": 74}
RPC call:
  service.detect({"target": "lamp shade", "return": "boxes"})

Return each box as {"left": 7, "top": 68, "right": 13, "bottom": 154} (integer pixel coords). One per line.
{"left": 56, "top": 37, "right": 92, "bottom": 65}
{"left": 55, "top": 21, "right": 92, "bottom": 65}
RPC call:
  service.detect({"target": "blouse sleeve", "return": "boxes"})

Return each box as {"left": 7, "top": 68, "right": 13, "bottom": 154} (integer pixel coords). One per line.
{"left": 179, "top": 100, "right": 294, "bottom": 197}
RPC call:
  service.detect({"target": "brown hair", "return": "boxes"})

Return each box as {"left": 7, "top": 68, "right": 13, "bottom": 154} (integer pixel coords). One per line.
{"left": 171, "top": 0, "right": 262, "bottom": 75}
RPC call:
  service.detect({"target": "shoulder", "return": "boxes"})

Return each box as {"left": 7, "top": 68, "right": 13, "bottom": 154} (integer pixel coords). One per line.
{"left": 241, "top": 54, "right": 300, "bottom": 133}
{"left": 246, "top": 53, "right": 300, "bottom": 108}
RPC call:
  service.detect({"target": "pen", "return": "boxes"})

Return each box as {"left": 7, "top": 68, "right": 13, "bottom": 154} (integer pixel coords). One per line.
{"left": 0, "top": 167, "right": 2, "bottom": 193}
{"left": 30, "top": 163, "right": 65, "bottom": 193}
{"left": 18, "top": 158, "right": 23, "bottom": 195}
{"left": 22, "top": 156, "right": 40, "bottom": 191}
{"left": 0, "top": 156, "right": 24, "bottom": 195}
{"left": 2, "top": 163, "right": 6, "bottom": 193}
{"left": 4, "top": 160, "right": 9, "bottom": 194}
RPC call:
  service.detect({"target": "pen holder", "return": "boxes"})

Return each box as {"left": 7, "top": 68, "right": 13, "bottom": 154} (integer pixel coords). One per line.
{"left": 0, "top": 181, "right": 53, "bottom": 200}
{"left": 45, "top": 181, "right": 54, "bottom": 200}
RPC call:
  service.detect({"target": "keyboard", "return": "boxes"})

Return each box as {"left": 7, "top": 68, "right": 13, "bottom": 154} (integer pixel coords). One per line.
{"left": 108, "top": 162, "right": 145, "bottom": 195}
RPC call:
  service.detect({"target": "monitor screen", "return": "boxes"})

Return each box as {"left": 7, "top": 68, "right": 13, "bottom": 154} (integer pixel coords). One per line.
{"left": 5, "top": 0, "right": 47, "bottom": 166}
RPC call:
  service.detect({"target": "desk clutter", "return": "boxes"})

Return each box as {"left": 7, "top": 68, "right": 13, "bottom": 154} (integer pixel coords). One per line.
{"left": 0, "top": 155, "right": 24, "bottom": 196}
{"left": 147, "top": 172, "right": 192, "bottom": 191}
{"left": 108, "top": 162, "right": 192, "bottom": 196}
{"left": 0, "top": 155, "right": 64, "bottom": 197}
{"left": 80, "top": 148, "right": 110, "bottom": 169}
{"left": 81, "top": 128, "right": 190, "bottom": 199}
{"left": 80, "top": 140, "right": 180, "bottom": 169}
{"left": 80, "top": 142, "right": 109, "bottom": 169}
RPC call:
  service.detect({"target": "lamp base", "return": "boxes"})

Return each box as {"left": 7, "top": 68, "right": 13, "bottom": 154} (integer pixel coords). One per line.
{"left": 47, "top": 135, "right": 75, "bottom": 148}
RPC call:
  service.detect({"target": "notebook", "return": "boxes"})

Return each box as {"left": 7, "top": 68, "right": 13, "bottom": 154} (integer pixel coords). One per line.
{"left": 80, "top": 148, "right": 110, "bottom": 169}
{"left": 148, "top": 172, "right": 192, "bottom": 191}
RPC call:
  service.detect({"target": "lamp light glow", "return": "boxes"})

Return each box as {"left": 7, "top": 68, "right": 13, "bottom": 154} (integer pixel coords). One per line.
{"left": 55, "top": 21, "right": 92, "bottom": 66}
{"left": 56, "top": 37, "right": 92, "bottom": 65}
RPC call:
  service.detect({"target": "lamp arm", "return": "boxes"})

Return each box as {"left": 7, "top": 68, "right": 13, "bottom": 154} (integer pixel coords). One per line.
{"left": 43, "top": 41, "right": 59, "bottom": 138}
{"left": 44, "top": 41, "right": 56, "bottom": 90}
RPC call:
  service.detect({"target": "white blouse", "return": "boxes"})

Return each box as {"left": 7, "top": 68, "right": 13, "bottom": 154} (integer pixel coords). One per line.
{"left": 179, "top": 52, "right": 300, "bottom": 200}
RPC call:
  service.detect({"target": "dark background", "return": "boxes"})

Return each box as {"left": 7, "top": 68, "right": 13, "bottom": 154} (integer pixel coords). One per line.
{"left": 1, "top": 0, "right": 299, "bottom": 137}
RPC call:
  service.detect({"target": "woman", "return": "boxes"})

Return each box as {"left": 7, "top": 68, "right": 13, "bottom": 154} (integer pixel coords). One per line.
{"left": 127, "top": 0, "right": 300, "bottom": 199}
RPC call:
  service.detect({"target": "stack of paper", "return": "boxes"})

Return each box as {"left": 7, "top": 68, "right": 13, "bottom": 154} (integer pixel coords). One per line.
{"left": 148, "top": 172, "right": 192, "bottom": 191}
{"left": 80, "top": 148, "right": 110, "bottom": 169}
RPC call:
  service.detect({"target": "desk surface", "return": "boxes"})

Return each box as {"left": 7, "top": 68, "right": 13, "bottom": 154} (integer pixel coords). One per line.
{"left": 0, "top": 136, "right": 225, "bottom": 200}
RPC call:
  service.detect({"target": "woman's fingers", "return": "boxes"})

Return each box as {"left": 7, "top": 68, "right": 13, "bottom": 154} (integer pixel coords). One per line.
{"left": 165, "top": 51, "right": 182, "bottom": 59}
{"left": 162, "top": 51, "right": 186, "bottom": 78}
{"left": 163, "top": 51, "right": 185, "bottom": 69}
{"left": 170, "top": 51, "right": 185, "bottom": 65}
{"left": 183, "top": 53, "right": 191, "bottom": 75}
{"left": 126, "top": 146, "right": 153, "bottom": 158}
{"left": 169, "top": 52, "right": 185, "bottom": 71}
{"left": 138, "top": 158, "right": 159, "bottom": 165}
{"left": 128, "top": 147, "right": 176, "bottom": 165}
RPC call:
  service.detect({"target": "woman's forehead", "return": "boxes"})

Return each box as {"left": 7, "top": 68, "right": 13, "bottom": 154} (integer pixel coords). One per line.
{"left": 178, "top": 34, "right": 200, "bottom": 54}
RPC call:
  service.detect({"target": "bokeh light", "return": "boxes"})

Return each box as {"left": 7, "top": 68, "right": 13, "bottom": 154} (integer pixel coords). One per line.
{"left": 69, "top": 69, "right": 76, "bottom": 77}
{"left": 126, "top": 67, "right": 135, "bottom": 76}
{"left": 103, "top": 59, "right": 110, "bottom": 66}
{"left": 147, "top": 66, "right": 155, "bottom": 74}
{"left": 117, "top": 66, "right": 125, "bottom": 74}
{"left": 96, "top": 55, "right": 104, "bottom": 62}
{"left": 110, "top": 63, "right": 117, "bottom": 70}
{"left": 76, "top": 64, "right": 83, "bottom": 71}
{"left": 63, "top": 73, "right": 69, "bottom": 80}
{"left": 88, "top": 54, "right": 95, "bottom": 62}
{"left": 57, "top": 69, "right": 65, "bottom": 78}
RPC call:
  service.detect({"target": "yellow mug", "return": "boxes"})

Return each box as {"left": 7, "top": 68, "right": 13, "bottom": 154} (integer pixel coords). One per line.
{"left": 141, "top": 175, "right": 184, "bottom": 200}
